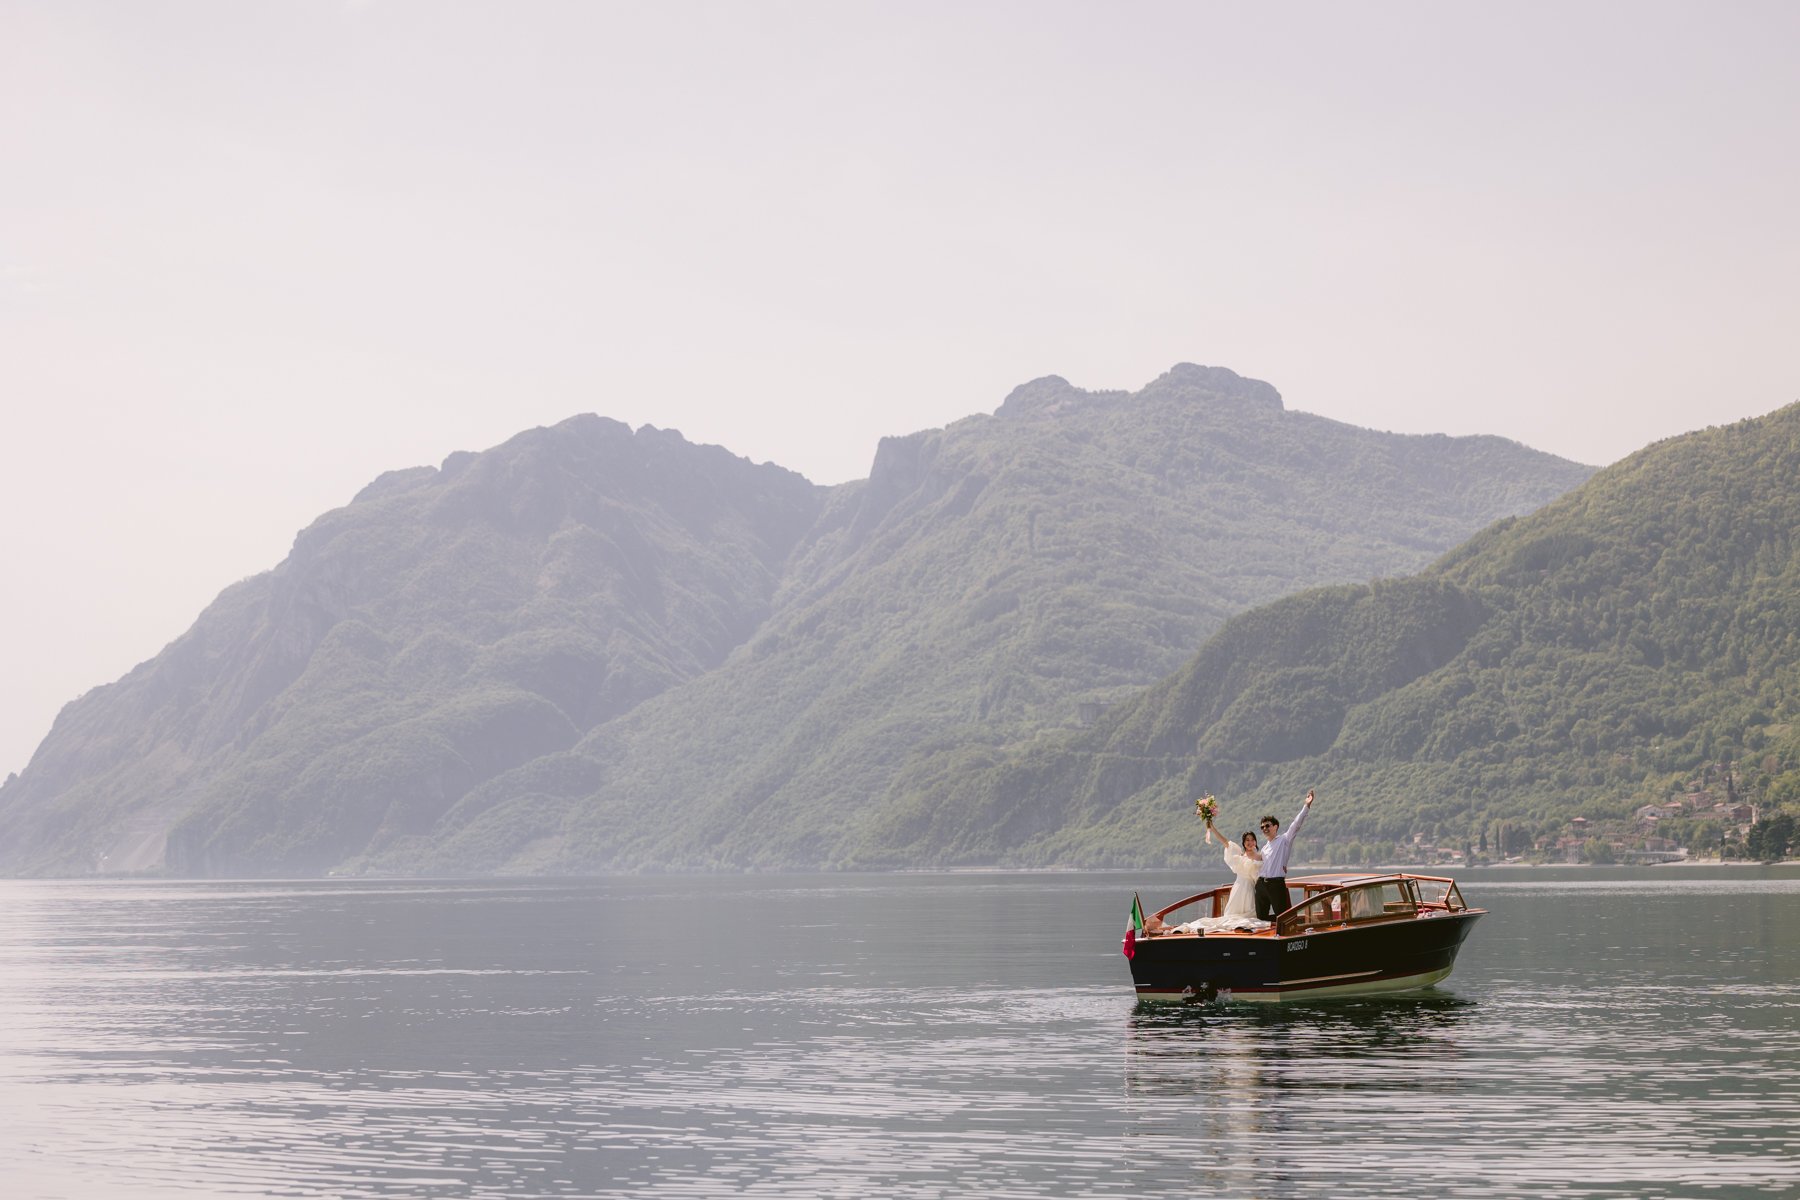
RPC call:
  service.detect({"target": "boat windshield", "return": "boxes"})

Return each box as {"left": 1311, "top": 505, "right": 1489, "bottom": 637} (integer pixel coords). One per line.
{"left": 1412, "top": 878, "right": 1468, "bottom": 910}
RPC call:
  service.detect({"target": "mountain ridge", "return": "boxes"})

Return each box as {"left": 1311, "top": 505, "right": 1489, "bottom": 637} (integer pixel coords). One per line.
{"left": 0, "top": 364, "right": 1597, "bottom": 876}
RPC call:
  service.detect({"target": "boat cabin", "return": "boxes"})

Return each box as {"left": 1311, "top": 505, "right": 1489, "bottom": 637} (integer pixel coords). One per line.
{"left": 1149, "top": 873, "right": 1475, "bottom": 936}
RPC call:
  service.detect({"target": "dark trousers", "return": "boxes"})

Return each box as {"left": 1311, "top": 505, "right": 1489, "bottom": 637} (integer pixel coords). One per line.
{"left": 1255, "top": 876, "right": 1291, "bottom": 921}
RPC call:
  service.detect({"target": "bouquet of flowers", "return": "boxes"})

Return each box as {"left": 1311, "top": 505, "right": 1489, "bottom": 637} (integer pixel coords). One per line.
{"left": 1195, "top": 795, "right": 1217, "bottom": 843}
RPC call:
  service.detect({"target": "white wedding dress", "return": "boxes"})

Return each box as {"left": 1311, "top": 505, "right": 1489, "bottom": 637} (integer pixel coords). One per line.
{"left": 1177, "top": 839, "right": 1270, "bottom": 933}
{"left": 1220, "top": 841, "right": 1261, "bottom": 919}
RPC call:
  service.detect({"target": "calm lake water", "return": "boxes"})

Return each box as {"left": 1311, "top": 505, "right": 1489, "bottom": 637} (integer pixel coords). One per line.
{"left": 1, "top": 867, "right": 1796, "bottom": 1199}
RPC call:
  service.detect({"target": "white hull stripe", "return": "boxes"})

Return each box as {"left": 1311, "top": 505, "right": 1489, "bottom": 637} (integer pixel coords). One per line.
{"left": 1280, "top": 969, "right": 1382, "bottom": 985}
{"left": 1135, "top": 966, "right": 1455, "bottom": 1003}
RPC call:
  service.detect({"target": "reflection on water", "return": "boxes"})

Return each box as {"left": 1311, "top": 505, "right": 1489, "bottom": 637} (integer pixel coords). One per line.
{"left": 1127, "top": 992, "right": 1479, "bottom": 1080}
{"left": 1122, "top": 998, "right": 1484, "bottom": 1190}
{"left": 0, "top": 870, "right": 1796, "bottom": 1198}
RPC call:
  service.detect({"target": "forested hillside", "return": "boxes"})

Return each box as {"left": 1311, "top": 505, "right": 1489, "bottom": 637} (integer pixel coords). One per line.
{"left": 865, "top": 404, "right": 1800, "bottom": 869}
{"left": 0, "top": 418, "right": 824, "bottom": 874}
{"left": 350, "top": 365, "right": 1590, "bottom": 874}
{"left": 0, "top": 364, "right": 1592, "bottom": 876}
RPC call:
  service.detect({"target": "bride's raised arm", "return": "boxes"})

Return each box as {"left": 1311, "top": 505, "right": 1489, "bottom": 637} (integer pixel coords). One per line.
{"left": 1211, "top": 822, "right": 1248, "bottom": 868}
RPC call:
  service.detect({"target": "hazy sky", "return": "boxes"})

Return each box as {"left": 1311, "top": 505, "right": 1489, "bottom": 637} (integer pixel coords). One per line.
{"left": 4, "top": 1, "right": 1798, "bottom": 777}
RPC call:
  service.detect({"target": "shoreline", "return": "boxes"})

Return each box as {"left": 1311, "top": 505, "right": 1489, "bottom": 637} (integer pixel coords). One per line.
{"left": 1342, "top": 858, "right": 1799, "bottom": 871}
{"left": 7, "top": 857, "right": 1798, "bottom": 883}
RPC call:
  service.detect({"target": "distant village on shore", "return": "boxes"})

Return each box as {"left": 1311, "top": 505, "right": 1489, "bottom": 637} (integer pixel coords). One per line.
{"left": 1374, "top": 761, "right": 1792, "bottom": 869}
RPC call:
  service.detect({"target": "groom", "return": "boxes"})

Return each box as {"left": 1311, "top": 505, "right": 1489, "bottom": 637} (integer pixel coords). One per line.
{"left": 1254, "top": 789, "right": 1315, "bottom": 921}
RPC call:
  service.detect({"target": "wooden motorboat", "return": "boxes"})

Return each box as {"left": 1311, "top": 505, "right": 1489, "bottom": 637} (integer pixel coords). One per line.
{"left": 1124, "top": 872, "right": 1486, "bottom": 1002}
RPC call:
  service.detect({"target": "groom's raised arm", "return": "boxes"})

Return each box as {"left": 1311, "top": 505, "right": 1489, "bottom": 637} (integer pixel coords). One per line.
{"left": 1287, "top": 789, "right": 1316, "bottom": 839}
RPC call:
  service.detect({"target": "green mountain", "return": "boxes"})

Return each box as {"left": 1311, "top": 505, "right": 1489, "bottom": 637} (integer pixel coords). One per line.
{"left": 871, "top": 403, "right": 1800, "bottom": 869}
{"left": 0, "top": 365, "right": 1592, "bottom": 876}
{"left": 1, "top": 417, "right": 824, "bottom": 874}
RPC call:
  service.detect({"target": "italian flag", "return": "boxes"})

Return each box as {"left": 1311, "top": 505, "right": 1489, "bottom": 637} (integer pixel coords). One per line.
{"left": 1122, "top": 892, "right": 1145, "bottom": 959}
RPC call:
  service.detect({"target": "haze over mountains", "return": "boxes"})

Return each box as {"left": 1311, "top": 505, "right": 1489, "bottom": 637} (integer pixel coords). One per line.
{"left": 0, "top": 364, "right": 1596, "bottom": 876}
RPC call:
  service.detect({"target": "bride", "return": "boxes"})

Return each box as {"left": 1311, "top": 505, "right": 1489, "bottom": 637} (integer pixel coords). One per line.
{"left": 1216, "top": 822, "right": 1264, "bottom": 920}
{"left": 1176, "top": 817, "right": 1269, "bottom": 932}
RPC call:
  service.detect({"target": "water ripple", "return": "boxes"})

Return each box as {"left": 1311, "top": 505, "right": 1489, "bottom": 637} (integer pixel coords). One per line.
{"left": 1, "top": 872, "right": 1796, "bottom": 1198}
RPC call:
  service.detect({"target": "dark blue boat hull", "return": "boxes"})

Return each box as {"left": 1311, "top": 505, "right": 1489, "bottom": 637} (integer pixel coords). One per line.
{"left": 1129, "top": 910, "right": 1484, "bottom": 1002}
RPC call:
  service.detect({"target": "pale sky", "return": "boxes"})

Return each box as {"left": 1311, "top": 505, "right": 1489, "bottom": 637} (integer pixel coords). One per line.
{"left": 3, "top": 1, "right": 1798, "bottom": 778}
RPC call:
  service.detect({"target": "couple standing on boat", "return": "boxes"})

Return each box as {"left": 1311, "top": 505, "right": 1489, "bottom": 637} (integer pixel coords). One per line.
{"left": 1205, "top": 789, "right": 1315, "bottom": 922}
